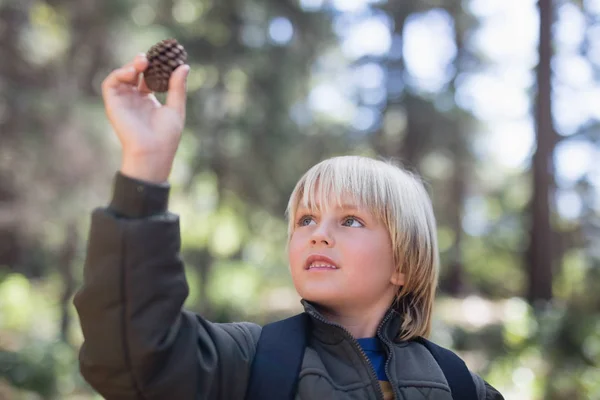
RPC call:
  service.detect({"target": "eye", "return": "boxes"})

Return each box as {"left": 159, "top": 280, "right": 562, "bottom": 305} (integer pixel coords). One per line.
{"left": 342, "top": 216, "right": 363, "bottom": 228}
{"left": 297, "top": 215, "right": 315, "bottom": 227}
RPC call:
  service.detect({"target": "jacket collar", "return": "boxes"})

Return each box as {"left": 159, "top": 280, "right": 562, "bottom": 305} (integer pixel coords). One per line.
{"left": 300, "top": 299, "right": 404, "bottom": 344}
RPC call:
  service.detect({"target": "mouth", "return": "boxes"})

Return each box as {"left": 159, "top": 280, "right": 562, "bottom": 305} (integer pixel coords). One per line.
{"left": 304, "top": 254, "right": 339, "bottom": 270}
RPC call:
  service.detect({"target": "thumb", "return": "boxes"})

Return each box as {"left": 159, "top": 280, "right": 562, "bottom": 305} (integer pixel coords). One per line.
{"left": 166, "top": 64, "right": 190, "bottom": 118}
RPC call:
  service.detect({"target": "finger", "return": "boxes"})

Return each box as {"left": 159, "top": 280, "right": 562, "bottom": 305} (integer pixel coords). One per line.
{"left": 124, "top": 52, "right": 145, "bottom": 68}
{"left": 102, "top": 65, "right": 139, "bottom": 93}
{"left": 132, "top": 53, "right": 148, "bottom": 74}
{"left": 138, "top": 60, "right": 153, "bottom": 94}
{"left": 165, "top": 64, "right": 191, "bottom": 118}
{"left": 102, "top": 53, "right": 150, "bottom": 94}
{"left": 130, "top": 54, "right": 149, "bottom": 93}
{"left": 129, "top": 54, "right": 152, "bottom": 94}
{"left": 137, "top": 73, "right": 153, "bottom": 95}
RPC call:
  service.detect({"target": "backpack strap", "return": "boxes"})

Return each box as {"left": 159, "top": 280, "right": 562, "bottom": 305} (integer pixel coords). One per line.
{"left": 415, "top": 337, "right": 479, "bottom": 400}
{"left": 245, "top": 313, "right": 310, "bottom": 400}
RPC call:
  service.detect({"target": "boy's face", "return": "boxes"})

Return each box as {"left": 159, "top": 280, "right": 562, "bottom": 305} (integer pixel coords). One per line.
{"left": 288, "top": 196, "right": 404, "bottom": 313}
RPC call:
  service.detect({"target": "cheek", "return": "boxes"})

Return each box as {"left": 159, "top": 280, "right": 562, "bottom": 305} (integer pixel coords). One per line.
{"left": 287, "top": 233, "right": 304, "bottom": 267}
{"left": 288, "top": 235, "right": 309, "bottom": 291}
{"left": 344, "top": 237, "right": 395, "bottom": 277}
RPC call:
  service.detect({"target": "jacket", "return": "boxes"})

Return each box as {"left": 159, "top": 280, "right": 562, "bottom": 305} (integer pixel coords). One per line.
{"left": 73, "top": 172, "right": 504, "bottom": 400}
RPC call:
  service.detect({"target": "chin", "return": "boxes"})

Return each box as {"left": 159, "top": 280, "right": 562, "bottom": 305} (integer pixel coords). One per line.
{"left": 296, "top": 287, "right": 345, "bottom": 309}
{"left": 292, "top": 275, "right": 348, "bottom": 306}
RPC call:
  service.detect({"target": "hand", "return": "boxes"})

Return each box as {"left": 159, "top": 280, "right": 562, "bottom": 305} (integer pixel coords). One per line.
{"left": 101, "top": 53, "right": 190, "bottom": 183}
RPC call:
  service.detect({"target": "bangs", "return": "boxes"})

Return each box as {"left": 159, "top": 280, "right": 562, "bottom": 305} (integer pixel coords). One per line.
{"left": 286, "top": 156, "right": 393, "bottom": 226}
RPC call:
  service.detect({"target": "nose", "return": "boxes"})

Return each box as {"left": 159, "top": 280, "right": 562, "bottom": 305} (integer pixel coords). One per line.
{"left": 309, "top": 223, "right": 335, "bottom": 247}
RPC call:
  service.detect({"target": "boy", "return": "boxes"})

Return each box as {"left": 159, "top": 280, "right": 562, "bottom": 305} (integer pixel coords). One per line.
{"left": 74, "top": 54, "right": 504, "bottom": 399}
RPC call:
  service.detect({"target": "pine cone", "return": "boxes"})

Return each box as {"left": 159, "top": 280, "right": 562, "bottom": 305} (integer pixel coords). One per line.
{"left": 144, "top": 39, "right": 188, "bottom": 93}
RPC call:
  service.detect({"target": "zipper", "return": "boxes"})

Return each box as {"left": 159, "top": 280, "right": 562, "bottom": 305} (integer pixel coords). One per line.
{"left": 307, "top": 309, "right": 394, "bottom": 400}
{"left": 378, "top": 325, "right": 400, "bottom": 400}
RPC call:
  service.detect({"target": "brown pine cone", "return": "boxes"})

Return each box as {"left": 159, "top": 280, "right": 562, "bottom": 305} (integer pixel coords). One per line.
{"left": 144, "top": 39, "right": 188, "bottom": 93}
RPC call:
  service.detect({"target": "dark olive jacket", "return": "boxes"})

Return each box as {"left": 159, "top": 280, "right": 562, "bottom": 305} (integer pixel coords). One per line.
{"left": 74, "top": 173, "right": 504, "bottom": 400}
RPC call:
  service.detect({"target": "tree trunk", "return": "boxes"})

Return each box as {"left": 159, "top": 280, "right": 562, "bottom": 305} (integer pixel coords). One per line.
{"left": 59, "top": 223, "right": 77, "bottom": 343}
{"left": 446, "top": 121, "right": 467, "bottom": 295}
{"left": 527, "top": 0, "right": 555, "bottom": 305}
{"left": 400, "top": 96, "right": 423, "bottom": 170}
{"left": 445, "top": 4, "right": 468, "bottom": 296}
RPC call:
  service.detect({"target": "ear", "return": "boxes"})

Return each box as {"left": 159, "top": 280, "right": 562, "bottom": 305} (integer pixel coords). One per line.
{"left": 390, "top": 269, "right": 405, "bottom": 287}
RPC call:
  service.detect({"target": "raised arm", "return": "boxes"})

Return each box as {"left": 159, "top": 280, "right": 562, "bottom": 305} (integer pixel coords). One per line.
{"left": 73, "top": 53, "right": 260, "bottom": 400}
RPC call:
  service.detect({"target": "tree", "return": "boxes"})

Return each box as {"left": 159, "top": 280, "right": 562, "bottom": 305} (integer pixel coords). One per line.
{"left": 527, "top": 0, "right": 556, "bottom": 305}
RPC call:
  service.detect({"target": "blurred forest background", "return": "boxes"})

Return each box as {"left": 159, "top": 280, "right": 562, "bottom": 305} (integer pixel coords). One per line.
{"left": 0, "top": 0, "right": 599, "bottom": 399}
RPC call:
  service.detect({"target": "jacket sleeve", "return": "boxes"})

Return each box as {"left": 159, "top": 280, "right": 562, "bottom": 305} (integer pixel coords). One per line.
{"left": 471, "top": 372, "right": 505, "bottom": 400}
{"left": 73, "top": 172, "right": 261, "bottom": 400}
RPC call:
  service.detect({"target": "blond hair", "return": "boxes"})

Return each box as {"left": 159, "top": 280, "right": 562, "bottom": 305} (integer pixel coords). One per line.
{"left": 285, "top": 156, "right": 439, "bottom": 340}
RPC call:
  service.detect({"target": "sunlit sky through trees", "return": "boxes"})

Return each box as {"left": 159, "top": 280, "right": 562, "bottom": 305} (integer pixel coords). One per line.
{"left": 264, "top": 0, "right": 600, "bottom": 224}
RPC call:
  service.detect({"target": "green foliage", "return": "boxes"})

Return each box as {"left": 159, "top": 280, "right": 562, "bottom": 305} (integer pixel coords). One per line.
{"left": 0, "top": 346, "right": 57, "bottom": 398}
{"left": 1, "top": 0, "right": 598, "bottom": 398}
{"left": 0, "top": 273, "right": 94, "bottom": 398}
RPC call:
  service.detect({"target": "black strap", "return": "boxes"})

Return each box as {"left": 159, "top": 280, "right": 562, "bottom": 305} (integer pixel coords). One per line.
{"left": 416, "top": 337, "right": 479, "bottom": 400}
{"left": 245, "top": 313, "right": 310, "bottom": 400}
